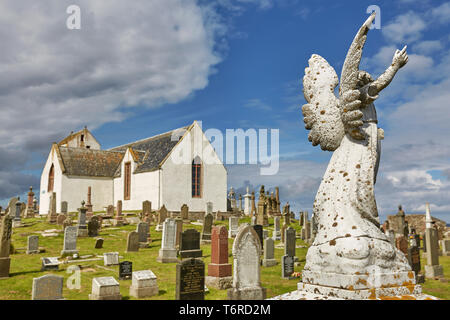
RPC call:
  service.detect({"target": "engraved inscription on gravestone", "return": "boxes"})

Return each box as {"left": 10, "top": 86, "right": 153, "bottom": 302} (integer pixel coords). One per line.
{"left": 176, "top": 258, "right": 205, "bottom": 300}
{"left": 119, "top": 261, "right": 132, "bottom": 280}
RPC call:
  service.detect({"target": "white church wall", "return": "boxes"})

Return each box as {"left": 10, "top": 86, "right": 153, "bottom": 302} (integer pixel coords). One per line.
{"left": 39, "top": 147, "right": 64, "bottom": 215}
{"left": 60, "top": 175, "right": 113, "bottom": 212}
{"left": 64, "top": 131, "right": 101, "bottom": 150}
{"left": 161, "top": 122, "right": 227, "bottom": 212}
{"left": 113, "top": 149, "right": 160, "bottom": 211}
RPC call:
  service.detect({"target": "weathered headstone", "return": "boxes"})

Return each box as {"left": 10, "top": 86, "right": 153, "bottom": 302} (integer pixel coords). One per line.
{"left": 88, "top": 216, "right": 100, "bottom": 237}
{"left": 206, "top": 226, "right": 232, "bottom": 290}
{"left": 263, "top": 229, "right": 268, "bottom": 239}
{"left": 27, "top": 235, "right": 39, "bottom": 254}
{"left": 95, "top": 238, "right": 104, "bottom": 249}
{"left": 251, "top": 216, "right": 256, "bottom": 225}
{"left": 47, "top": 192, "right": 57, "bottom": 224}
{"left": 113, "top": 200, "right": 123, "bottom": 226}
{"left": 25, "top": 187, "right": 36, "bottom": 218}
{"left": 157, "top": 218, "right": 178, "bottom": 263}
{"left": 282, "top": 227, "right": 296, "bottom": 279}
{"left": 119, "top": 261, "right": 132, "bottom": 280}
{"left": 424, "top": 203, "right": 443, "bottom": 278}
{"left": 142, "top": 200, "right": 152, "bottom": 216}
{"left": 129, "top": 270, "right": 159, "bottom": 298}
{"left": 77, "top": 201, "right": 88, "bottom": 237}
{"left": 136, "top": 222, "right": 150, "bottom": 247}
{"left": 61, "top": 201, "right": 68, "bottom": 215}
{"left": 201, "top": 213, "right": 213, "bottom": 244}
{"left": 179, "top": 229, "right": 202, "bottom": 259}
{"left": 85, "top": 186, "right": 93, "bottom": 220}
{"left": 56, "top": 214, "right": 66, "bottom": 226}
{"left": 41, "top": 257, "right": 60, "bottom": 271}
{"left": 61, "top": 226, "right": 78, "bottom": 256}
{"left": 407, "top": 246, "right": 421, "bottom": 280}
{"left": 31, "top": 274, "right": 64, "bottom": 300}
{"left": 104, "top": 252, "right": 119, "bottom": 266}
{"left": 227, "top": 225, "right": 266, "bottom": 300}
{"left": 181, "top": 204, "right": 189, "bottom": 221}
{"left": 273, "top": 216, "right": 281, "bottom": 240}
{"left": 252, "top": 225, "right": 263, "bottom": 252}
{"left": 175, "top": 218, "right": 183, "bottom": 249}
{"left": 442, "top": 240, "right": 450, "bottom": 257}
{"left": 228, "top": 216, "right": 239, "bottom": 238}
{"left": 89, "top": 277, "right": 121, "bottom": 300}
{"left": 156, "top": 205, "right": 168, "bottom": 231}
{"left": 176, "top": 258, "right": 205, "bottom": 300}
{"left": 396, "top": 236, "right": 408, "bottom": 257}
{"left": 0, "top": 215, "right": 13, "bottom": 278}
{"left": 13, "top": 201, "right": 22, "bottom": 227}
{"left": 126, "top": 231, "right": 139, "bottom": 252}
{"left": 262, "top": 237, "right": 277, "bottom": 267}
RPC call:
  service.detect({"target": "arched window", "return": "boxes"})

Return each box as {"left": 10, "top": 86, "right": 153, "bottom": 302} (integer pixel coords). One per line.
{"left": 192, "top": 157, "right": 202, "bottom": 198}
{"left": 48, "top": 164, "right": 54, "bottom": 192}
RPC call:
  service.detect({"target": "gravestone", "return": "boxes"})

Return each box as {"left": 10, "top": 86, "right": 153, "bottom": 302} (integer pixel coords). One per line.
{"left": 27, "top": 235, "right": 39, "bottom": 254}
{"left": 176, "top": 258, "right": 205, "bottom": 300}
{"left": 142, "top": 200, "right": 152, "bottom": 216}
{"left": 119, "top": 261, "right": 132, "bottom": 280}
{"left": 175, "top": 218, "right": 183, "bottom": 249}
{"left": 31, "top": 274, "right": 64, "bottom": 300}
{"left": 424, "top": 226, "right": 443, "bottom": 278}
{"left": 77, "top": 201, "right": 88, "bottom": 237}
{"left": 47, "top": 192, "right": 57, "bottom": 224}
{"left": 442, "top": 240, "right": 450, "bottom": 256}
{"left": 56, "top": 214, "right": 66, "bottom": 226}
{"left": 41, "top": 257, "right": 60, "bottom": 271}
{"left": 13, "top": 201, "right": 22, "bottom": 227}
{"left": 61, "top": 226, "right": 78, "bottom": 256}
{"left": 113, "top": 200, "right": 123, "bottom": 226}
{"left": 201, "top": 213, "right": 213, "bottom": 244}
{"left": 88, "top": 216, "right": 100, "bottom": 237}
{"left": 61, "top": 201, "right": 68, "bottom": 215}
{"left": 85, "top": 186, "right": 93, "bottom": 219}
{"left": 396, "top": 236, "right": 409, "bottom": 258}
{"left": 408, "top": 246, "right": 421, "bottom": 280}
{"left": 262, "top": 237, "right": 277, "bottom": 267}
{"left": 181, "top": 204, "right": 189, "bottom": 221}
{"left": 95, "top": 238, "right": 104, "bottom": 249}
{"left": 282, "top": 227, "right": 296, "bottom": 279}
{"left": 89, "top": 277, "right": 121, "bottom": 300}
{"left": 106, "top": 205, "right": 114, "bottom": 217}
{"left": 273, "top": 217, "right": 281, "bottom": 240}
{"left": 0, "top": 215, "right": 13, "bottom": 278}
{"left": 227, "top": 225, "right": 266, "bottom": 300}
{"left": 251, "top": 216, "right": 256, "bottom": 225}
{"left": 206, "top": 226, "right": 232, "bottom": 290}
{"left": 156, "top": 205, "right": 168, "bottom": 231}
{"left": 63, "top": 216, "right": 73, "bottom": 230}
{"left": 252, "top": 225, "right": 263, "bottom": 252}
{"left": 7, "top": 197, "right": 19, "bottom": 218}
{"left": 157, "top": 218, "right": 178, "bottom": 263}
{"left": 179, "top": 229, "right": 202, "bottom": 259}
{"left": 104, "top": 252, "right": 119, "bottom": 266}
{"left": 126, "top": 231, "right": 139, "bottom": 252}
{"left": 136, "top": 222, "right": 150, "bottom": 247}
{"left": 129, "top": 270, "right": 159, "bottom": 298}
{"left": 228, "top": 216, "right": 239, "bottom": 238}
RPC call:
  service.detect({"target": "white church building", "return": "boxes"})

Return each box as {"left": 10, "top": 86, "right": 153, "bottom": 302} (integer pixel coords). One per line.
{"left": 39, "top": 121, "right": 227, "bottom": 214}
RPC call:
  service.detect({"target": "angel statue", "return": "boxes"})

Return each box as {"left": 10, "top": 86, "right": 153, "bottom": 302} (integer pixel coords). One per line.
{"left": 300, "top": 12, "right": 413, "bottom": 292}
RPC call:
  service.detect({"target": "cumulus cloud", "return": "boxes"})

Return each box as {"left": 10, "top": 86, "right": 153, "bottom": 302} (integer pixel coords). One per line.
{"left": 382, "top": 12, "right": 426, "bottom": 44}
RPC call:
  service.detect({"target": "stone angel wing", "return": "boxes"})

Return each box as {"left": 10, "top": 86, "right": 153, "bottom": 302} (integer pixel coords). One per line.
{"left": 302, "top": 55, "right": 344, "bottom": 151}
{"left": 301, "top": 12, "right": 376, "bottom": 149}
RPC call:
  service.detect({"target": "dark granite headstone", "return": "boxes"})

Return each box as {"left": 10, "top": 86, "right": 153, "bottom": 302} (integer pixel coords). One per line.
{"left": 88, "top": 216, "right": 100, "bottom": 237}
{"left": 119, "top": 261, "right": 132, "bottom": 280}
{"left": 175, "top": 258, "right": 204, "bottom": 300}
{"left": 94, "top": 238, "right": 104, "bottom": 249}
{"left": 252, "top": 225, "right": 263, "bottom": 251}
{"left": 408, "top": 246, "right": 421, "bottom": 277}
{"left": 281, "top": 255, "right": 295, "bottom": 279}
{"left": 285, "top": 227, "right": 296, "bottom": 257}
{"left": 179, "top": 229, "right": 202, "bottom": 259}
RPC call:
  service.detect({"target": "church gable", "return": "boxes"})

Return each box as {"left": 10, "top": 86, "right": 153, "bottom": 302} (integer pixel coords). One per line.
{"left": 58, "top": 126, "right": 101, "bottom": 150}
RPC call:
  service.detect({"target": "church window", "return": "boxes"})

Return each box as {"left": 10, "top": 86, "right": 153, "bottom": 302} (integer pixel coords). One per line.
{"left": 192, "top": 157, "right": 202, "bottom": 198}
{"left": 124, "top": 162, "right": 131, "bottom": 200}
{"left": 48, "top": 164, "right": 54, "bottom": 192}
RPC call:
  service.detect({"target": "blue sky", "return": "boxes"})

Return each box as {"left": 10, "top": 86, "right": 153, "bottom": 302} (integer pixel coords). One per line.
{"left": 0, "top": 0, "right": 449, "bottom": 223}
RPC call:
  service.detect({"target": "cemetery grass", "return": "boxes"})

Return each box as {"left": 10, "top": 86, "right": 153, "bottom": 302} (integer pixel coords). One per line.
{"left": 1, "top": 215, "right": 449, "bottom": 300}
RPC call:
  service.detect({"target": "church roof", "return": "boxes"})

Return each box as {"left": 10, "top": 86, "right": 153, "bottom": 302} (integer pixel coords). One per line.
{"left": 58, "top": 147, "right": 124, "bottom": 177}
{"left": 109, "top": 125, "right": 189, "bottom": 174}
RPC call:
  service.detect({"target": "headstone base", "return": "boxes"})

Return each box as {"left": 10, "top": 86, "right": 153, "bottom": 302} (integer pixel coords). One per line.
{"left": 205, "top": 276, "right": 232, "bottom": 290}
{"left": 77, "top": 228, "right": 88, "bottom": 237}
{"left": 179, "top": 250, "right": 203, "bottom": 259}
{"left": 26, "top": 250, "right": 40, "bottom": 255}
{"left": 227, "top": 287, "right": 266, "bottom": 300}
{"left": 157, "top": 249, "right": 178, "bottom": 263}
{"left": 424, "top": 265, "right": 444, "bottom": 278}
{"left": 89, "top": 293, "right": 122, "bottom": 300}
{"left": 60, "top": 250, "right": 79, "bottom": 257}
{"left": 129, "top": 285, "right": 159, "bottom": 298}
{"left": 0, "top": 257, "right": 11, "bottom": 278}
{"left": 139, "top": 242, "right": 150, "bottom": 248}
{"left": 262, "top": 259, "right": 278, "bottom": 267}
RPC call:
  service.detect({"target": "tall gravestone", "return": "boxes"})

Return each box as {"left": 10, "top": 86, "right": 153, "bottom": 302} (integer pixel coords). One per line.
{"left": 31, "top": 274, "right": 64, "bottom": 300}
{"left": 77, "top": 201, "right": 88, "bottom": 237}
{"left": 262, "top": 237, "right": 277, "bottom": 267}
{"left": 60, "top": 201, "right": 68, "bottom": 216}
{"left": 136, "top": 222, "right": 150, "bottom": 247}
{"left": 273, "top": 217, "right": 281, "bottom": 240}
{"left": 175, "top": 218, "right": 183, "bottom": 249}
{"left": 61, "top": 226, "right": 78, "bottom": 256}
{"left": 181, "top": 204, "right": 189, "bottom": 222}
{"left": 88, "top": 216, "right": 100, "bottom": 237}
{"left": 47, "top": 192, "right": 57, "bottom": 224}
{"left": 424, "top": 203, "right": 443, "bottom": 278}
{"left": 85, "top": 186, "right": 93, "bottom": 220}
{"left": 282, "top": 227, "right": 296, "bottom": 279}
{"left": 227, "top": 225, "right": 266, "bottom": 300}
{"left": 201, "top": 213, "right": 213, "bottom": 244}
{"left": 206, "top": 226, "right": 232, "bottom": 290}
{"left": 0, "top": 215, "right": 13, "bottom": 278}
{"left": 113, "top": 200, "right": 123, "bottom": 226}
{"left": 176, "top": 258, "right": 205, "bottom": 300}
{"left": 13, "top": 201, "right": 22, "bottom": 227}
{"left": 179, "top": 229, "right": 202, "bottom": 259}
{"left": 252, "top": 225, "right": 264, "bottom": 253}
{"left": 25, "top": 187, "right": 35, "bottom": 218}
{"left": 243, "top": 187, "right": 251, "bottom": 215}
{"left": 157, "top": 218, "right": 178, "bottom": 263}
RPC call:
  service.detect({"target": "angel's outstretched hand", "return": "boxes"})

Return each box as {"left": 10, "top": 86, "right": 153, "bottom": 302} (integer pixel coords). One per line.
{"left": 392, "top": 45, "right": 408, "bottom": 69}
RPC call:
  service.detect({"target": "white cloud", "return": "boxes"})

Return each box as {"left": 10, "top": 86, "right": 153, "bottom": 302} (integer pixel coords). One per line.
{"left": 382, "top": 12, "right": 426, "bottom": 44}
{"left": 243, "top": 98, "right": 272, "bottom": 111}
{"left": 429, "top": 2, "right": 450, "bottom": 24}
{"left": 414, "top": 40, "right": 444, "bottom": 55}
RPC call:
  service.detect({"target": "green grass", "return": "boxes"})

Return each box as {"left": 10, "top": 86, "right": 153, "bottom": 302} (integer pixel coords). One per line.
{"left": 1, "top": 215, "right": 448, "bottom": 300}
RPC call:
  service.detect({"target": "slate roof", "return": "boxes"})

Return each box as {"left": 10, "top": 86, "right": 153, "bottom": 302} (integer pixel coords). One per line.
{"left": 58, "top": 147, "right": 124, "bottom": 177}
{"left": 109, "top": 126, "right": 189, "bottom": 174}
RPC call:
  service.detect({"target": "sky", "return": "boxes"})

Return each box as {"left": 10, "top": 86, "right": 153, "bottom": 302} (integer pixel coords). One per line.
{"left": 0, "top": 0, "right": 449, "bottom": 223}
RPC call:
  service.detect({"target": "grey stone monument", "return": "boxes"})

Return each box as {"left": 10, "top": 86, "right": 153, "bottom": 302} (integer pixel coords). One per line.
{"left": 129, "top": 270, "right": 159, "bottom": 298}
{"left": 157, "top": 218, "right": 178, "bottom": 263}
{"left": 61, "top": 226, "right": 78, "bottom": 256}
{"left": 89, "top": 276, "right": 122, "bottom": 300}
{"left": 262, "top": 237, "right": 277, "bottom": 267}
{"left": 31, "top": 274, "right": 64, "bottom": 300}
{"left": 27, "top": 235, "right": 39, "bottom": 254}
